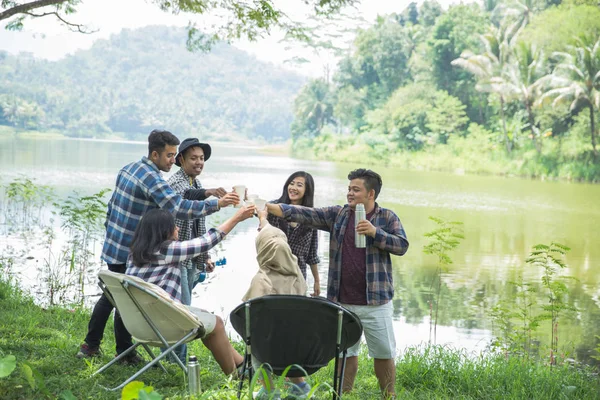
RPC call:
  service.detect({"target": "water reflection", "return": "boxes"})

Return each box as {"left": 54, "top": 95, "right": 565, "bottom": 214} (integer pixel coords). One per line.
{"left": 1, "top": 137, "right": 600, "bottom": 364}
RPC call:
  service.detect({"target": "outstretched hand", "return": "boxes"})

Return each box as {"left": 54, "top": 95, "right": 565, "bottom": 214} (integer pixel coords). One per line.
{"left": 234, "top": 205, "right": 256, "bottom": 222}
{"left": 218, "top": 192, "right": 240, "bottom": 208}
{"left": 206, "top": 187, "right": 227, "bottom": 198}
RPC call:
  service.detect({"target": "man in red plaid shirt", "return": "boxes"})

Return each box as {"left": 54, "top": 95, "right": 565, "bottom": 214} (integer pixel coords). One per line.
{"left": 266, "top": 168, "right": 409, "bottom": 398}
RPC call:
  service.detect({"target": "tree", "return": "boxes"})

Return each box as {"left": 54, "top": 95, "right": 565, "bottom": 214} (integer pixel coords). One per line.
{"left": 504, "top": 42, "right": 547, "bottom": 153}
{"left": 1, "top": 0, "right": 358, "bottom": 50}
{"left": 418, "top": 0, "right": 442, "bottom": 27}
{"left": 538, "top": 37, "right": 600, "bottom": 158}
{"left": 428, "top": 3, "right": 489, "bottom": 123}
{"left": 452, "top": 26, "right": 515, "bottom": 153}
{"left": 291, "top": 78, "right": 334, "bottom": 138}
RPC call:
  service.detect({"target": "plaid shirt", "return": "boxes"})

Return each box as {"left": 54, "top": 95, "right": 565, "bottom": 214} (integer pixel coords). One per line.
{"left": 125, "top": 228, "right": 225, "bottom": 302}
{"left": 101, "top": 157, "right": 219, "bottom": 264}
{"left": 280, "top": 203, "right": 409, "bottom": 305}
{"left": 267, "top": 204, "right": 320, "bottom": 279}
{"left": 167, "top": 169, "right": 209, "bottom": 271}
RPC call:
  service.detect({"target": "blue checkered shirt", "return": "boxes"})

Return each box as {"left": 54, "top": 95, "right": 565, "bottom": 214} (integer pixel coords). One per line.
{"left": 167, "top": 168, "right": 209, "bottom": 271}
{"left": 280, "top": 203, "right": 409, "bottom": 305}
{"left": 125, "top": 228, "right": 225, "bottom": 302}
{"left": 101, "top": 157, "right": 219, "bottom": 264}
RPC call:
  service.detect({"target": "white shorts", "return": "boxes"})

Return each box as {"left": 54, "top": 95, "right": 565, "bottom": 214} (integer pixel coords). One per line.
{"left": 341, "top": 302, "right": 396, "bottom": 359}
{"left": 187, "top": 306, "right": 217, "bottom": 336}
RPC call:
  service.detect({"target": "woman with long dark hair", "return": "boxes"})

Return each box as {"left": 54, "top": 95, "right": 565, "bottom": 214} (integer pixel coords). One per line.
{"left": 267, "top": 171, "right": 321, "bottom": 297}
{"left": 127, "top": 205, "right": 255, "bottom": 370}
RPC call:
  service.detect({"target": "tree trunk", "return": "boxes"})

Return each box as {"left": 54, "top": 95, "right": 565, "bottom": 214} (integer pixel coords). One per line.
{"left": 526, "top": 102, "right": 541, "bottom": 154}
{"left": 590, "top": 105, "right": 598, "bottom": 159}
{"left": 499, "top": 96, "right": 511, "bottom": 154}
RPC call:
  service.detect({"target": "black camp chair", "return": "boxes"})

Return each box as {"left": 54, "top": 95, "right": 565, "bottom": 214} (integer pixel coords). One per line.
{"left": 230, "top": 295, "right": 363, "bottom": 400}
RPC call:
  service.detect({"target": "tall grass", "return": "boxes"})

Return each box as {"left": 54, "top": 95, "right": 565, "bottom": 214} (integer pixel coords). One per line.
{"left": 1, "top": 275, "right": 598, "bottom": 400}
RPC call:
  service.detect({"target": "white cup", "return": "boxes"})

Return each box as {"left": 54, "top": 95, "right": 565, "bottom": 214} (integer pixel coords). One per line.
{"left": 254, "top": 198, "right": 267, "bottom": 211}
{"left": 232, "top": 185, "right": 246, "bottom": 207}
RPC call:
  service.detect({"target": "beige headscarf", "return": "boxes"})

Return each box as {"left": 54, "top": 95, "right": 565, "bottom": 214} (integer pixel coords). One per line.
{"left": 242, "top": 223, "right": 307, "bottom": 301}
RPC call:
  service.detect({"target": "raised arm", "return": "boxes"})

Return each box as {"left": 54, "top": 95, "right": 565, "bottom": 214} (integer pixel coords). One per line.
{"left": 268, "top": 203, "right": 342, "bottom": 232}
{"left": 162, "top": 205, "right": 256, "bottom": 263}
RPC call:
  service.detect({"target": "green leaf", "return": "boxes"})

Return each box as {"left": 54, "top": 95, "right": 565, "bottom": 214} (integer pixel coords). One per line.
{"left": 138, "top": 390, "right": 162, "bottom": 400}
{"left": 0, "top": 355, "right": 16, "bottom": 378}
{"left": 20, "top": 363, "right": 35, "bottom": 390}
{"left": 59, "top": 390, "right": 78, "bottom": 400}
{"left": 122, "top": 381, "right": 146, "bottom": 400}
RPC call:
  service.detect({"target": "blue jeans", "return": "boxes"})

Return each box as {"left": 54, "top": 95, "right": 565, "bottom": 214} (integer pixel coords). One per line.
{"left": 179, "top": 265, "right": 196, "bottom": 306}
{"left": 165, "top": 265, "right": 196, "bottom": 363}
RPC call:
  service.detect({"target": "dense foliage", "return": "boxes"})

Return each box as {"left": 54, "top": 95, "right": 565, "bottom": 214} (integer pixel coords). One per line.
{"left": 291, "top": 0, "right": 600, "bottom": 182}
{"left": 0, "top": 26, "right": 305, "bottom": 141}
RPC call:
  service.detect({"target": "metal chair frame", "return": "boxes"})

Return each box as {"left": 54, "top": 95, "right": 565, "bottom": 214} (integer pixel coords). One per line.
{"left": 93, "top": 275, "right": 203, "bottom": 391}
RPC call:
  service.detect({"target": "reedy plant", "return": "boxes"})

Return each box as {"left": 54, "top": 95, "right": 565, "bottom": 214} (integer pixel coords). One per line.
{"left": 2, "top": 176, "right": 56, "bottom": 230}
{"left": 54, "top": 189, "right": 111, "bottom": 306}
{"left": 526, "top": 242, "right": 576, "bottom": 365}
{"left": 422, "top": 216, "right": 464, "bottom": 344}
{"left": 490, "top": 276, "right": 540, "bottom": 359}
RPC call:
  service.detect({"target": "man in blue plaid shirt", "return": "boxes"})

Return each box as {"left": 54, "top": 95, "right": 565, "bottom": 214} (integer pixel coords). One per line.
{"left": 77, "top": 130, "right": 239, "bottom": 364}
{"left": 266, "top": 168, "right": 409, "bottom": 398}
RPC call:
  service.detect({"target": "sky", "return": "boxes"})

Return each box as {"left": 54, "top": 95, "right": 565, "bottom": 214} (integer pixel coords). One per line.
{"left": 0, "top": 0, "right": 459, "bottom": 77}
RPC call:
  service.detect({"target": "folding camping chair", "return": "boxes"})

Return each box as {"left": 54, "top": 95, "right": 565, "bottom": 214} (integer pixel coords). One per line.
{"left": 230, "top": 295, "right": 363, "bottom": 400}
{"left": 92, "top": 270, "right": 206, "bottom": 391}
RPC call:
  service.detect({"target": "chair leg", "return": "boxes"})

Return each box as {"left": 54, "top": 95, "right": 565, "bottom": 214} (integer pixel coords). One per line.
{"left": 237, "top": 351, "right": 251, "bottom": 399}
{"left": 96, "top": 331, "right": 198, "bottom": 391}
{"left": 91, "top": 343, "right": 141, "bottom": 377}
{"left": 338, "top": 353, "right": 348, "bottom": 400}
{"left": 141, "top": 344, "right": 168, "bottom": 374}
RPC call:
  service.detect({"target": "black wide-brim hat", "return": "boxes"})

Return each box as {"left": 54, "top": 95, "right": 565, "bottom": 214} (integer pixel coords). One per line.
{"left": 175, "top": 138, "right": 212, "bottom": 166}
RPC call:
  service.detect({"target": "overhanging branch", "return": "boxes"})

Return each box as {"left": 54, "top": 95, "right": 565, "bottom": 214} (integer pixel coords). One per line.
{"left": 24, "top": 10, "right": 94, "bottom": 33}
{"left": 0, "top": 0, "right": 68, "bottom": 22}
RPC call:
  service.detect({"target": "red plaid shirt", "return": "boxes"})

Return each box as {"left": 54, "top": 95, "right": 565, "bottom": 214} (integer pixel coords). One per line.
{"left": 279, "top": 203, "right": 409, "bottom": 305}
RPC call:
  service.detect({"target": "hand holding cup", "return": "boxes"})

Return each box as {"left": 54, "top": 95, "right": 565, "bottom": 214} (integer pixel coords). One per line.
{"left": 232, "top": 185, "right": 247, "bottom": 207}
{"left": 234, "top": 204, "right": 256, "bottom": 222}
{"left": 218, "top": 192, "right": 240, "bottom": 208}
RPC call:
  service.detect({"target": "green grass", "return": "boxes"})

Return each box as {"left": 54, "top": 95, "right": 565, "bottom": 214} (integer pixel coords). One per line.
{"left": 1, "top": 275, "right": 599, "bottom": 400}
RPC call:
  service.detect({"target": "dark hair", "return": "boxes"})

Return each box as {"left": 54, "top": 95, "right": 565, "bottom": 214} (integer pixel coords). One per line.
{"left": 276, "top": 171, "right": 315, "bottom": 207}
{"left": 148, "top": 129, "right": 180, "bottom": 156}
{"left": 348, "top": 168, "right": 383, "bottom": 199}
{"left": 130, "top": 209, "right": 176, "bottom": 267}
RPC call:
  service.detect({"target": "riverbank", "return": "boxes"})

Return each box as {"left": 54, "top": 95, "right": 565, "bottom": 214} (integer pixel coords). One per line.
{"left": 283, "top": 133, "right": 600, "bottom": 183}
{"left": 1, "top": 274, "right": 599, "bottom": 399}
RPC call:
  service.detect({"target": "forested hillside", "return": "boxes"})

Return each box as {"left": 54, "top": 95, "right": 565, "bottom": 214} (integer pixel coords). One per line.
{"left": 0, "top": 26, "right": 305, "bottom": 141}
{"left": 291, "top": 0, "right": 600, "bottom": 182}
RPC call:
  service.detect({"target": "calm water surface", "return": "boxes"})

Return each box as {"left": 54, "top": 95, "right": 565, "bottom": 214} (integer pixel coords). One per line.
{"left": 2, "top": 137, "right": 599, "bottom": 362}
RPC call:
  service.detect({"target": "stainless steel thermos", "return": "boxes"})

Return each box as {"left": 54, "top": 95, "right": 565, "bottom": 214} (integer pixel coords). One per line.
{"left": 355, "top": 203, "right": 367, "bottom": 248}
{"left": 188, "top": 355, "right": 201, "bottom": 394}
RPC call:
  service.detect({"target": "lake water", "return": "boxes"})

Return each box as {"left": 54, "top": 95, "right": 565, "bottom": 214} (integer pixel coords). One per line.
{"left": 1, "top": 136, "right": 599, "bottom": 363}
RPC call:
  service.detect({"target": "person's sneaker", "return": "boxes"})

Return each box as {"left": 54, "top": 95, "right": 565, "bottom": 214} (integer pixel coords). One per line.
{"left": 287, "top": 381, "right": 311, "bottom": 398}
{"left": 115, "top": 351, "right": 144, "bottom": 366}
{"left": 76, "top": 343, "right": 100, "bottom": 359}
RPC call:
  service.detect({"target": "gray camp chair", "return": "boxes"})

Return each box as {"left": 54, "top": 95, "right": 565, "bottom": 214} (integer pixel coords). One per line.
{"left": 92, "top": 270, "right": 206, "bottom": 391}
{"left": 230, "top": 295, "right": 363, "bottom": 400}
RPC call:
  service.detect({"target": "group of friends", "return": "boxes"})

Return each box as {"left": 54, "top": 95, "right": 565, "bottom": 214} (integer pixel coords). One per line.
{"left": 76, "top": 129, "right": 409, "bottom": 399}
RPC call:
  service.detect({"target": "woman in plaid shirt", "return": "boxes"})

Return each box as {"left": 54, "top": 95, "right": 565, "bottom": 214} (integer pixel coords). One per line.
{"left": 127, "top": 205, "right": 255, "bottom": 370}
{"left": 267, "top": 171, "right": 321, "bottom": 297}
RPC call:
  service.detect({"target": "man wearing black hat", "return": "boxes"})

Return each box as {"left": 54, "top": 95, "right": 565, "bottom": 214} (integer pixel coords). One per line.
{"left": 168, "top": 138, "right": 227, "bottom": 306}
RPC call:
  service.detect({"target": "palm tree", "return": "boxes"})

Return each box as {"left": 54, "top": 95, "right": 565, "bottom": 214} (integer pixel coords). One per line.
{"left": 504, "top": 42, "right": 547, "bottom": 153}
{"left": 452, "top": 26, "right": 515, "bottom": 154}
{"left": 537, "top": 36, "right": 600, "bottom": 158}
{"left": 292, "top": 78, "right": 334, "bottom": 137}
{"left": 492, "top": 0, "right": 542, "bottom": 41}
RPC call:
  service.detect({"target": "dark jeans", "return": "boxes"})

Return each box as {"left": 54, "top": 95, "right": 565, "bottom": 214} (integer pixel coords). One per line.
{"left": 84, "top": 263, "right": 133, "bottom": 354}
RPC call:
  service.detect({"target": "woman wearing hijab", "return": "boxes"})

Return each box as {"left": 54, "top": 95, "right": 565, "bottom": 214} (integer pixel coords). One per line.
{"left": 243, "top": 209, "right": 311, "bottom": 399}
